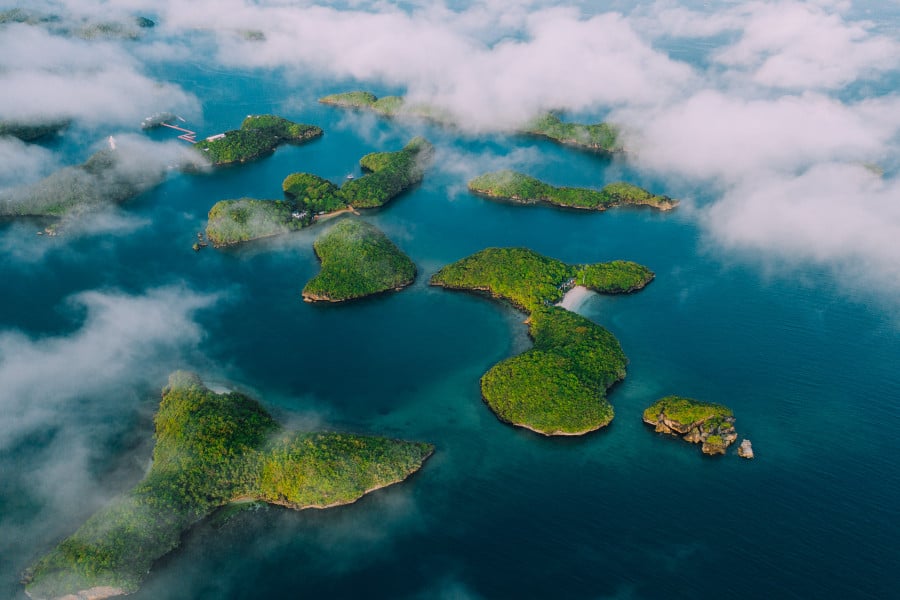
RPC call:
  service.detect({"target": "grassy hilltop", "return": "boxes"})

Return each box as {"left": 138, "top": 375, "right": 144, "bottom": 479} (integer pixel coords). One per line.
{"left": 24, "top": 372, "right": 432, "bottom": 599}
{"left": 431, "top": 247, "right": 653, "bottom": 435}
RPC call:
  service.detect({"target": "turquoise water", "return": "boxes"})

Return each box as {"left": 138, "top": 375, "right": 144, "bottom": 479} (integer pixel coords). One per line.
{"left": 2, "top": 33, "right": 900, "bottom": 600}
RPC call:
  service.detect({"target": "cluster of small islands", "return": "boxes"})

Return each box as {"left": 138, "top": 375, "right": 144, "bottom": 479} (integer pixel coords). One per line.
{"left": 2, "top": 85, "right": 754, "bottom": 600}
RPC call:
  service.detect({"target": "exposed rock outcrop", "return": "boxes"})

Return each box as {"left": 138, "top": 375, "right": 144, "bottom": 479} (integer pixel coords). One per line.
{"left": 643, "top": 396, "right": 738, "bottom": 456}
{"left": 738, "top": 439, "right": 754, "bottom": 459}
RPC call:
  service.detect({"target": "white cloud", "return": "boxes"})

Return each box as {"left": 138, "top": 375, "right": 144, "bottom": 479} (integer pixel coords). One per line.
{"left": 704, "top": 163, "right": 900, "bottom": 298}
{"left": 619, "top": 90, "right": 900, "bottom": 181}
{"left": 0, "top": 137, "right": 58, "bottom": 188}
{"left": 0, "top": 286, "right": 218, "bottom": 453}
{"left": 643, "top": 0, "right": 900, "bottom": 90}
{"left": 0, "top": 24, "right": 199, "bottom": 127}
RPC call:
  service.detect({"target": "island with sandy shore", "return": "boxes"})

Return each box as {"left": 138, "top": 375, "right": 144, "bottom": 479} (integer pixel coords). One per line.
{"left": 430, "top": 247, "right": 653, "bottom": 435}
{"left": 303, "top": 219, "right": 416, "bottom": 302}
{"left": 468, "top": 170, "right": 677, "bottom": 211}
{"left": 643, "top": 395, "right": 738, "bottom": 455}
{"left": 206, "top": 137, "right": 432, "bottom": 247}
{"left": 193, "top": 114, "right": 322, "bottom": 166}
{"left": 23, "top": 372, "right": 433, "bottom": 600}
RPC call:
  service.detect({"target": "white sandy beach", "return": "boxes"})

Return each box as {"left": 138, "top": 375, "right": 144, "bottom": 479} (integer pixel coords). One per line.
{"left": 556, "top": 285, "right": 593, "bottom": 311}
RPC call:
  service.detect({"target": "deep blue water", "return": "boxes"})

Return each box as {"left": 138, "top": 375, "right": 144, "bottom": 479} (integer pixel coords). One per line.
{"left": 3, "top": 20, "right": 900, "bottom": 600}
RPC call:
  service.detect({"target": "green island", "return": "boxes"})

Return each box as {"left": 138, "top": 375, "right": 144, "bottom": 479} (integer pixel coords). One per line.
{"left": 206, "top": 137, "right": 432, "bottom": 246}
{"left": 468, "top": 170, "right": 677, "bottom": 211}
{"left": 642, "top": 396, "right": 738, "bottom": 455}
{"left": 303, "top": 219, "right": 416, "bottom": 302}
{"left": 0, "top": 147, "right": 165, "bottom": 220}
{"left": 0, "top": 118, "right": 70, "bottom": 142}
{"left": 319, "top": 90, "right": 621, "bottom": 154}
{"left": 431, "top": 247, "right": 653, "bottom": 435}
{"left": 23, "top": 372, "right": 433, "bottom": 600}
{"left": 205, "top": 198, "right": 306, "bottom": 247}
{"left": 319, "top": 91, "right": 448, "bottom": 121}
{"left": 193, "top": 115, "right": 322, "bottom": 166}
{"left": 522, "top": 113, "right": 620, "bottom": 154}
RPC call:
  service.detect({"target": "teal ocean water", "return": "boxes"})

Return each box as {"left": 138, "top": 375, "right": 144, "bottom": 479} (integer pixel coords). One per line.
{"left": 3, "top": 29, "right": 900, "bottom": 600}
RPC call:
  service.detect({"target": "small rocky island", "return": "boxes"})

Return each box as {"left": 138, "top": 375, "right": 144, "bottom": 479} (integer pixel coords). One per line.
{"left": 431, "top": 247, "right": 653, "bottom": 435}
{"left": 23, "top": 372, "right": 433, "bottom": 600}
{"left": 193, "top": 114, "right": 323, "bottom": 166}
{"left": 468, "top": 170, "right": 677, "bottom": 211}
{"left": 319, "top": 90, "right": 621, "bottom": 154}
{"left": 303, "top": 219, "right": 416, "bottom": 302}
{"left": 205, "top": 137, "right": 432, "bottom": 246}
{"left": 643, "top": 396, "right": 738, "bottom": 455}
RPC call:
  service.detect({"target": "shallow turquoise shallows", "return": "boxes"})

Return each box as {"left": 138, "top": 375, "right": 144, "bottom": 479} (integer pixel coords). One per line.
{"left": 3, "top": 37, "right": 900, "bottom": 600}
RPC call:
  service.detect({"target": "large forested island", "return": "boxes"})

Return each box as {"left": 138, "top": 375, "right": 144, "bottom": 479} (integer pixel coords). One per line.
{"left": 0, "top": 146, "right": 166, "bottom": 220}
{"left": 319, "top": 90, "right": 621, "bottom": 154}
{"left": 303, "top": 219, "right": 416, "bottom": 302}
{"left": 431, "top": 248, "right": 653, "bottom": 435}
{"left": 193, "top": 115, "right": 322, "bottom": 166}
{"left": 205, "top": 137, "right": 432, "bottom": 246}
{"left": 23, "top": 372, "right": 433, "bottom": 600}
{"left": 469, "top": 170, "right": 677, "bottom": 211}
{"left": 643, "top": 396, "right": 738, "bottom": 455}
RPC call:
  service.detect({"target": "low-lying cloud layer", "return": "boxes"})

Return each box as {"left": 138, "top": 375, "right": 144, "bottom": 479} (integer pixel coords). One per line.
{"left": 3, "top": 0, "right": 899, "bottom": 302}
{"left": 0, "top": 22, "right": 198, "bottom": 128}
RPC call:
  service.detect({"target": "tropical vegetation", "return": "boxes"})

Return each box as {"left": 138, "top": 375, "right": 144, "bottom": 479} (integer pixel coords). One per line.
{"left": 193, "top": 114, "right": 322, "bottom": 166}
{"left": 468, "top": 170, "right": 676, "bottom": 211}
{"left": 522, "top": 113, "right": 620, "bottom": 154}
{"left": 0, "top": 148, "right": 165, "bottom": 219}
{"left": 205, "top": 198, "right": 304, "bottom": 247}
{"left": 430, "top": 247, "right": 654, "bottom": 312}
{"left": 431, "top": 247, "right": 653, "bottom": 434}
{"left": 24, "top": 372, "right": 433, "bottom": 599}
{"left": 303, "top": 219, "right": 416, "bottom": 302}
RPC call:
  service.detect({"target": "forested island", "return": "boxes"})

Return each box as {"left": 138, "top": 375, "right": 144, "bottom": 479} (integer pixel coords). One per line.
{"left": 319, "top": 90, "right": 621, "bottom": 154}
{"left": 24, "top": 372, "right": 433, "bottom": 600}
{"left": 319, "top": 91, "right": 447, "bottom": 121}
{"left": 469, "top": 170, "right": 677, "bottom": 211}
{"left": 206, "top": 137, "right": 432, "bottom": 246}
{"left": 0, "top": 146, "right": 166, "bottom": 220}
{"left": 193, "top": 115, "right": 322, "bottom": 166}
{"left": 303, "top": 219, "right": 416, "bottom": 302}
{"left": 431, "top": 248, "right": 653, "bottom": 435}
{"left": 643, "top": 396, "right": 738, "bottom": 455}
{"left": 522, "top": 113, "right": 620, "bottom": 154}
{"left": 0, "top": 118, "right": 70, "bottom": 142}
